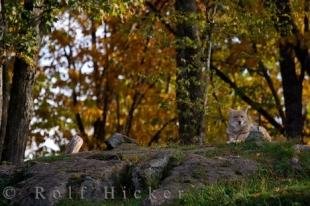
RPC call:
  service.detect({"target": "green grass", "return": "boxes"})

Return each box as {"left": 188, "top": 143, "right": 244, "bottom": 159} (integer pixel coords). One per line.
{"left": 203, "top": 142, "right": 310, "bottom": 177}
{"left": 57, "top": 197, "right": 142, "bottom": 206}
{"left": 173, "top": 142, "right": 310, "bottom": 206}
{"left": 176, "top": 177, "right": 310, "bottom": 206}
{"left": 31, "top": 154, "right": 70, "bottom": 163}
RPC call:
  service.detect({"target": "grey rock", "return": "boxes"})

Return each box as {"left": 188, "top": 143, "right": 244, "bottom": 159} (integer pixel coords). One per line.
{"left": 132, "top": 152, "right": 172, "bottom": 190}
{"left": 105, "top": 133, "right": 136, "bottom": 150}
{"left": 1, "top": 146, "right": 259, "bottom": 206}
{"left": 142, "top": 154, "right": 257, "bottom": 206}
{"left": 11, "top": 158, "right": 129, "bottom": 206}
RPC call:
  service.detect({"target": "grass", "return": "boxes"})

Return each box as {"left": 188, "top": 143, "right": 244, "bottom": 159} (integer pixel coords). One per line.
{"left": 176, "top": 177, "right": 310, "bottom": 206}
{"left": 201, "top": 142, "right": 310, "bottom": 177}
{"left": 57, "top": 197, "right": 143, "bottom": 206}
{"left": 33, "top": 154, "right": 70, "bottom": 162}
{"left": 173, "top": 142, "right": 310, "bottom": 206}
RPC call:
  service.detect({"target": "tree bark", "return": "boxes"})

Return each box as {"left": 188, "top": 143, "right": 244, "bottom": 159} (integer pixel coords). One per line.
{"left": 175, "top": 0, "right": 204, "bottom": 144}
{"left": 258, "top": 62, "right": 286, "bottom": 123}
{"left": 271, "top": 0, "right": 306, "bottom": 140}
{"left": 2, "top": 57, "right": 35, "bottom": 164}
{"left": 0, "top": 65, "right": 2, "bottom": 132}
{"left": 93, "top": 23, "right": 111, "bottom": 143}
{"left": 0, "top": 64, "right": 9, "bottom": 160}
{"left": 279, "top": 42, "right": 303, "bottom": 140}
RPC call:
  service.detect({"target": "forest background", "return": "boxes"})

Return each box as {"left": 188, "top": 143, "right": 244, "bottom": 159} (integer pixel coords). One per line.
{"left": 0, "top": 0, "right": 309, "bottom": 164}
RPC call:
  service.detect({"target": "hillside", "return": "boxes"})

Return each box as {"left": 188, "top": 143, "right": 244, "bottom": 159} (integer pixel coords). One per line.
{"left": 0, "top": 142, "right": 309, "bottom": 206}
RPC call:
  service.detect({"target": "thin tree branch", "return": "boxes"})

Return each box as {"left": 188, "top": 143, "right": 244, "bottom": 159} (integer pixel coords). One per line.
{"left": 258, "top": 62, "right": 286, "bottom": 123}
{"left": 145, "top": 1, "right": 176, "bottom": 35}
{"left": 63, "top": 46, "right": 87, "bottom": 139}
{"left": 72, "top": 90, "right": 86, "bottom": 137}
{"left": 124, "top": 82, "right": 156, "bottom": 136}
{"left": 209, "top": 71, "right": 226, "bottom": 126}
{"left": 148, "top": 117, "right": 177, "bottom": 146}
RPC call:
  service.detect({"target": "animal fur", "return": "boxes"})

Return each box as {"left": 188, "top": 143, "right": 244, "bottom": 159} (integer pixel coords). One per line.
{"left": 226, "top": 108, "right": 272, "bottom": 143}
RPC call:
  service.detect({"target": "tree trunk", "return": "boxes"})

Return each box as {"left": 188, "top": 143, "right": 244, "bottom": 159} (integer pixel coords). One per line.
{"left": 93, "top": 23, "right": 111, "bottom": 143}
{"left": 0, "top": 64, "right": 9, "bottom": 160}
{"left": 0, "top": 65, "right": 2, "bottom": 133}
{"left": 279, "top": 42, "right": 303, "bottom": 140}
{"left": 94, "top": 84, "right": 110, "bottom": 141}
{"left": 2, "top": 57, "right": 35, "bottom": 164}
{"left": 270, "top": 0, "right": 306, "bottom": 140}
{"left": 175, "top": 0, "right": 204, "bottom": 144}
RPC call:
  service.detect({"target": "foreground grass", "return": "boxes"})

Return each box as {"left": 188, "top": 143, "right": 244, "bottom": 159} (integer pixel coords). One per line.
{"left": 32, "top": 154, "right": 70, "bottom": 162}
{"left": 176, "top": 177, "right": 310, "bottom": 206}
{"left": 57, "top": 198, "right": 142, "bottom": 206}
{"left": 174, "top": 142, "right": 310, "bottom": 206}
{"left": 58, "top": 177, "right": 310, "bottom": 206}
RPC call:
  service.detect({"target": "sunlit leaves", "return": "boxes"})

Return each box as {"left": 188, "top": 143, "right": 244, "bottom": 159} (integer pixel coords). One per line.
{"left": 30, "top": 0, "right": 310, "bottom": 151}
{"left": 51, "top": 30, "right": 74, "bottom": 46}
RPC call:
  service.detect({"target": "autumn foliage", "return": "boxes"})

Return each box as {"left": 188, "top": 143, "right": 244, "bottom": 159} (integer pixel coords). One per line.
{"left": 1, "top": 0, "right": 308, "bottom": 158}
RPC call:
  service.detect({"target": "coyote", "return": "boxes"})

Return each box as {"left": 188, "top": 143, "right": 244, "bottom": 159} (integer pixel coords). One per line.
{"left": 226, "top": 108, "right": 272, "bottom": 143}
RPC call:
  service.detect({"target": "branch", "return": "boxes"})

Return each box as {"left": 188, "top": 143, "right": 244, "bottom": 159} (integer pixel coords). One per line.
{"left": 258, "top": 62, "right": 286, "bottom": 122}
{"left": 123, "top": 29, "right": 155, "bottom": 135}
{"left": 210, "top": 72, "right": 226, "bottom": 125}
{"left": 123, "top": 82, "right": 156, "bottom": 135}
{"left": 211, "top": 65, "right": 284, "bottom": 133}
{"left": 72, "top": 90, "right": 86, "bottom": 137}
{"left": 63, "top": 47, "right": 87, "bottom": 139}
{"left": 148, "top": 117, "right": 177, "bottom": 146}
{"left": 145, "top": 1, "right": 176, "bottom": 35}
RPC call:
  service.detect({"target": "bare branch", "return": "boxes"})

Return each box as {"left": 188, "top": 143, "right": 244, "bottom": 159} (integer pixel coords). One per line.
{"left": 148, "top": 117, "right": 177, "bottom": 146}
{"left": 145, "top": 1, "right": 176, "bottom": 35}
{"left": 258, "top": 62, "right": 286, "bottom": 122}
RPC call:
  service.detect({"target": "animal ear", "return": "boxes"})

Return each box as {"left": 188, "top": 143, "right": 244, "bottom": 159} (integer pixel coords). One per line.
{"left": 244, "top": 106, "right": 250, "bottom": 113}
{"left": 229, "top": 108, "right": 236, "bottom": 115}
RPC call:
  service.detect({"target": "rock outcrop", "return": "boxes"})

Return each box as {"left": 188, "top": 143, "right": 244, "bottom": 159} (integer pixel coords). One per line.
{"left": 0, "top": 146, "right": 258, "bottom": 206}
{"left": 142, "top": 154, "right": 257, "bottom": 206}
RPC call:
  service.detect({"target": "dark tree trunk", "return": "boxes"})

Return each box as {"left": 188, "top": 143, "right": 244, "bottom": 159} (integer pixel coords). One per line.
{"left": 279, "top": 42, "right": 303, "bottom": 140}
{"left": 93, "top": 95, "right": 110, "bottom": 143}
{"left": 0, "top": 64, "right": 9, "bottom": 160}
{"left": 0, "top": 65, "right": 2, "bottom": 133}
{"left": 92, "top": 23, "right": 111, "bottom": 144}
{"left": 175, "top": 0, "right": 204, "bottom": 144}
{"left": 270, "top": 0, "right": 306, "bottom": 140}
{"left": 2, "top": 57, "right": 35, "bottom": 164}
{"left": 93, "top": 72, "right": 111, "bottom": 143}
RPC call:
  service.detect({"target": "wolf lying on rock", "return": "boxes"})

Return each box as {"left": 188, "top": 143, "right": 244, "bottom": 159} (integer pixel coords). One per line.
{"left": 227, "top": 108, "right": 272, "bottom": 143}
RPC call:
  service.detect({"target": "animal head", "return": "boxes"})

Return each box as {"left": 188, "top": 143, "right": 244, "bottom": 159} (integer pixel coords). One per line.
{"left": 228, "top": 108, "right": 249, "bottom": 128}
